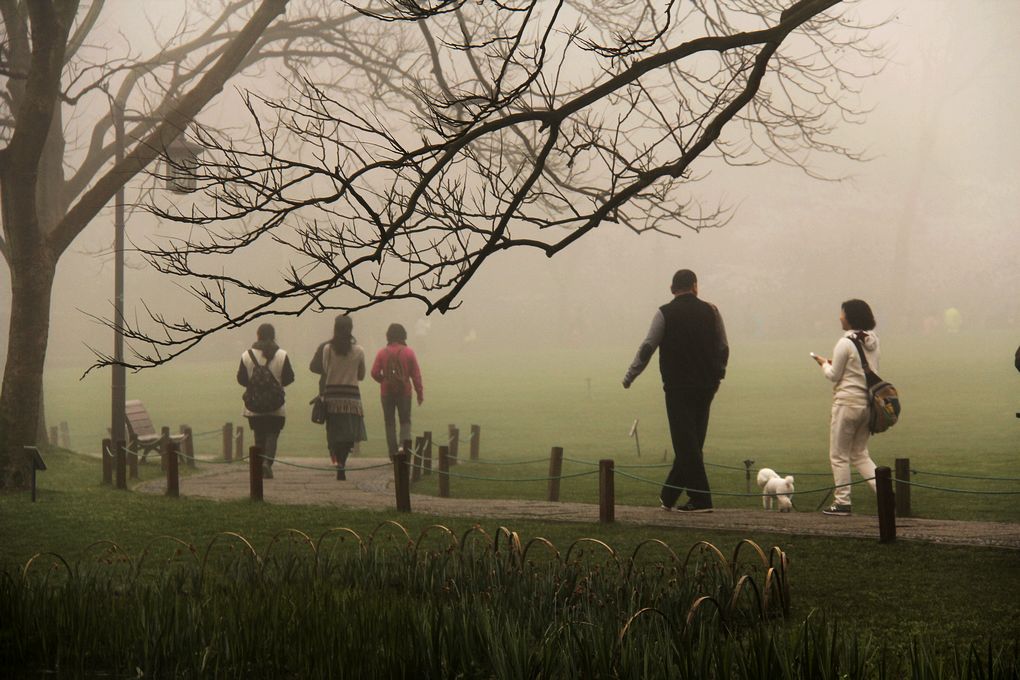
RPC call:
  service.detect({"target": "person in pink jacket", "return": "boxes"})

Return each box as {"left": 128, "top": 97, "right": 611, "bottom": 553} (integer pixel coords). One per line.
{"left": 371, "top": 323, "right": 424, "bottom": 459}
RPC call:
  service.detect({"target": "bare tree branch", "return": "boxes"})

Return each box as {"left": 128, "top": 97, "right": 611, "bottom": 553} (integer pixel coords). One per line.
{"left": 95, "top": 0, "right": 881, "bottom": 370}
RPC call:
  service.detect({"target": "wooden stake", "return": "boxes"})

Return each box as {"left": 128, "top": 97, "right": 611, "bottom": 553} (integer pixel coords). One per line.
{"left": 547, "top": 446, "right": 564, "bottom": 502}
{"left": 599, "top": 459, "right": 615, "bottom": 524}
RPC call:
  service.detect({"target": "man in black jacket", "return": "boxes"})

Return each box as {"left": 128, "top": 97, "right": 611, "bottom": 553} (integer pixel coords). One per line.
{"left": 623, "top": 270, "right": 729, "bottom": 512}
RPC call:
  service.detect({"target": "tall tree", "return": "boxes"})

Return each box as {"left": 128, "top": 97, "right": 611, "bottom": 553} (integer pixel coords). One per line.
{"left": 110, "top": 0, "right": 878, "bottom": 367}
{"left": 0, "top": 0, "right": 409, "bottom": 488}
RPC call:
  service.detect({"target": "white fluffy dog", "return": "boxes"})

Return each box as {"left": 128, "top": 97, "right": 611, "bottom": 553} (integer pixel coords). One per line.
{"left": 756, "top": 467, "right": 795, "bottom": 512}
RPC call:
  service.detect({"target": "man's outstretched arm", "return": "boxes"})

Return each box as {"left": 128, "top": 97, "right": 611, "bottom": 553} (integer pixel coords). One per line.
{"left": 623, "top": 311, "right": 664, "bottom": 388}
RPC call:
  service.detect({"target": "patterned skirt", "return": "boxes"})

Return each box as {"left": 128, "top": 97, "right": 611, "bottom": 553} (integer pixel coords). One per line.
{"left": 326, "top": 413, "right": 367, "bottom": 444}
{"left": 323, "top": 384, "right": 367, "bottom": 443}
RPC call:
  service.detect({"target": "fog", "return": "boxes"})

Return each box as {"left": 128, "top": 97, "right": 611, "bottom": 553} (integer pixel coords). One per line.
{"left": 2, "top": 0, "right": 1018, "bottom": 378}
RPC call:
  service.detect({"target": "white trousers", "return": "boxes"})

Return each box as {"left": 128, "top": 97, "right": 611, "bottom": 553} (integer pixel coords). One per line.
{"left": 829, "top": 402, "right": 877, "bottom": 506}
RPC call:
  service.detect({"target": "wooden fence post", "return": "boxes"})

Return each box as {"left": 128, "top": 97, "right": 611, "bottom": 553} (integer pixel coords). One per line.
{"left": 223, "top": 422, "right": 233, "bottom": 462}
{"left": 547, "top": 446, "right": 564, "bottom": 502}
{"left": 599, "top": 459, "right": 615, "bottom": 524}
{"left": 59, "top": 421, "right": 70, "bottom": 449}
{"left": 438, "top": 445, "right": 450, "bottom": 498}
{"left": 411, "top": 436, "right": 423, "bottom": 483}
{"left": 448, "top": 425, "right": 459, "bottom": 465}
{"left": 234, "top": 426, "right": 244, "bottom": 462}
{"left": 423, "top": 431, "right": 433, "bottom": 476}
{"left": 181, "top": 425, "right": 196, "bottom": 468}
{"left": 470, "top": 424, "right": 480, "bottom": 460}
{"left": 249, "top": 445, "right": 263, "bottom": 502}
{"left": 894, "top": 458, "right": 911, "bottom": 518}
{"left": 102, "top": 438, "right": 113, "bottom": 485}
{"left": 394, "top": 450, "right": 411, "bottom": 512}
{"left": 876, "top": 466, "right": 896, "bottom": 543}
{"left": 115, "top": 439, "right": 127, "bottom": 490}
{"left": 165, "top": 438, "right": 179, "bottom": 498}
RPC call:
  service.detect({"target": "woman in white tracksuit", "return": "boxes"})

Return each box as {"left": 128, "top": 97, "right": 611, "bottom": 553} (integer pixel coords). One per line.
{"left": 812, "top": 299, "right": 880, "bottom": 516}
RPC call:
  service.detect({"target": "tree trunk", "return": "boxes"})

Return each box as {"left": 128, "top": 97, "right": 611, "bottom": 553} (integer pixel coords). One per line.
{"left": 0, "top": 250, "right": 55, "bottom": 491}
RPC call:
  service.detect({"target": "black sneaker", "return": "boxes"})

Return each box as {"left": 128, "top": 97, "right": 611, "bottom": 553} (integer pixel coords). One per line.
{"left": 677, "top": 503, "right": 713, "bottom": 513}
{"left": 822, "top": 504, "right": 851, "bottom": 516}
{"left": 660, "top": 502, "right": 674, "bottom": 512}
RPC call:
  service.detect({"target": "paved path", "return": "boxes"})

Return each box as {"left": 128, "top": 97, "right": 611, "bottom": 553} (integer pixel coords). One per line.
{"left": 137, "top": 457, "right": 1020, "bottom": 550}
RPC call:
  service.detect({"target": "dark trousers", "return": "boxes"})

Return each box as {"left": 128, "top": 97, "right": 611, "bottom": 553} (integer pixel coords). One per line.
{"left": 381, "top": 392, "right": 412, "bottom": 458}
{"left": 247, "top": 416, "right": 284, "bottom": 469}
{"left": 660, "top": 387, "right": 716, "bottom": 508}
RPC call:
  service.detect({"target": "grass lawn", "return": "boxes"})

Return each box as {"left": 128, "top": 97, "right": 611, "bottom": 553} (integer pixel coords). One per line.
{"left": 7, "top": 328, "right": 1016, "bottom": 670}
{"left": 43, "top": 330, "right": 1018, "bottom": 521}
{"left": 2, "top": 446, "right": 1018, "bottom": 657}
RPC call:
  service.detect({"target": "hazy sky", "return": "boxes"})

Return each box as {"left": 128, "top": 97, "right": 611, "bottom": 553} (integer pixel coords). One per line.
{"left": 2, "top": 0, "right": 1018, "bottom": 373}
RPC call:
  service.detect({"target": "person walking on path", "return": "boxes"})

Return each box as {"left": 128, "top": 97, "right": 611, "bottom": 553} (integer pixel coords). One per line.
{"left": 371, "top": 323, "right": 424, "bottom": 460}
{"left": 623, "top": 269, "right": 729, "bottom": 512}
{"left": 310, "top": 316, "right": 368, "bottom": 480}
{"left": 812, "top": 299, "right": 881, "bottom": 516}
{"left": 236, "top": 323, "right": 295, "bottom": 479}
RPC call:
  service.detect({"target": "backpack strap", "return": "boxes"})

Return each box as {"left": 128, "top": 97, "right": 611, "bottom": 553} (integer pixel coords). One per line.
{"left": 847, "top": 333, "right": 872, "bottom": 373}
{"left": 247, "top": 349, "right": 262, "bottom": 367}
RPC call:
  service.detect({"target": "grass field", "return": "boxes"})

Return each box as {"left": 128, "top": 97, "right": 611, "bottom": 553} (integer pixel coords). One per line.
{"left": 4, "top": 330, "right": 1019, "bottom": 674}
{"left": 44, "top": 330, "right": 1020, "bottom": 521}
{"left": 2, "top": 447, "right": 1019, "bottom": 657}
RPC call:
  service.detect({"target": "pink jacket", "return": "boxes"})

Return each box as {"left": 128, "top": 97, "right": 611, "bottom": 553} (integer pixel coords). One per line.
{"left": 371, "top": 343, "right": 424, "bottom": 400}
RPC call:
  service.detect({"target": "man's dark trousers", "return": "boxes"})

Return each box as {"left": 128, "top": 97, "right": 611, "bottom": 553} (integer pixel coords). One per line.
{"left": 660, "top": 385, "right": 716, "bottom": 508}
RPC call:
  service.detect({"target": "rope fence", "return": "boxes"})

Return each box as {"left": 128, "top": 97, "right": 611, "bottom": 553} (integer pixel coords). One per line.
{"left": 910, "top": 469, "right": 1020, "bottom": 482}
{"left": 889, "top": 479, "right": 1020, "bottom": 495}
{"left": 84, "top": 415, "right": 1016, "bottom": 545}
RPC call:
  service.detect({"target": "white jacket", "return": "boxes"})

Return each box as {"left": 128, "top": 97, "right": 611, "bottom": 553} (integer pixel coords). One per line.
{"left": 821, "top": 331, "right": 880, "bottom": 405}
{"left": 239, "top": 348, "right": 291, "bottom": 417}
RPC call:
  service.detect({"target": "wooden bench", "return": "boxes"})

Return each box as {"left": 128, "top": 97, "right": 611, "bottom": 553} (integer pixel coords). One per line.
{"left": 125, "top": 400, "right": 186, "bottom": 462}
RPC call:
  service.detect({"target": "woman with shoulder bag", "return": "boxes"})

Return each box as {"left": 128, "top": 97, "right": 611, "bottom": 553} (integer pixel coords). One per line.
{"left": 309, "top": 315, "right": 367, "bottom": 479}
{"left": 812, "top": 299, "right": 880, "bottom": 516}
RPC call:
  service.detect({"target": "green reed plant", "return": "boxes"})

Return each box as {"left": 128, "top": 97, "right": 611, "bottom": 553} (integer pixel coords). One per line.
{"left": 2, "top": 524, "right": 783, "bottom": 678}
{"left": 2, "top": 524, "right": 1017, "bottom": 679}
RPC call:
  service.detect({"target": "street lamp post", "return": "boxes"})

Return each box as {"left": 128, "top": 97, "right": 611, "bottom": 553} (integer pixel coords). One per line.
{"left": 110, "top": 104, "right": 127, "bottom": 451}
{"left": 110, "top": 105, "right": 200, "bottom": 453}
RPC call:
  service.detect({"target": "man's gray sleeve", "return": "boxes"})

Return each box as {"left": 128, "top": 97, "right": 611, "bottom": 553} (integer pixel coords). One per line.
{"left": 713, "top": 304, "right": 729, "bottom": 380}
{"left": 623, "top": 311, "right": 664, "bottom": 386}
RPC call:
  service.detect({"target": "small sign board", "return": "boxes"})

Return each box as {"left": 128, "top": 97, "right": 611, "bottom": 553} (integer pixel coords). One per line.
{"left": 24, "top": 446, "right": 45, "bottom": 503}
{"left": 26, "top": 446, "right": 46, "bottom": 471}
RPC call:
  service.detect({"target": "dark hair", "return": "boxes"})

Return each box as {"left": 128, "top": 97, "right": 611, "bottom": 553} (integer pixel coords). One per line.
{"left": 671, "top": 269, "right": 697, "bottom": 292}
{"left": 252, "top": 323, "right": 279, "bottom": 359}
{"left": 330, "top": 315, "right": 355, "bottom": 355}
{"left": 842, "top": 299, "right": 876, "bottom": 331}
{"left": 386, "top": 323, "right": 407, "bottom": 344}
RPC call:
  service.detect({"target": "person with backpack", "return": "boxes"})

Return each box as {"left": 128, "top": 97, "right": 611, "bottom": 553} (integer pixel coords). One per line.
{"left": 371, "top": 323, "right": 424, "bottom": 460}
{"left": 812, "top": 299, "right": 881, "bottom": 516}
{"left": 309, "top": 315, "right": 367, "bottom": 479}
{"left": 236, "top": 323, "right": 295, "bottom": 479}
